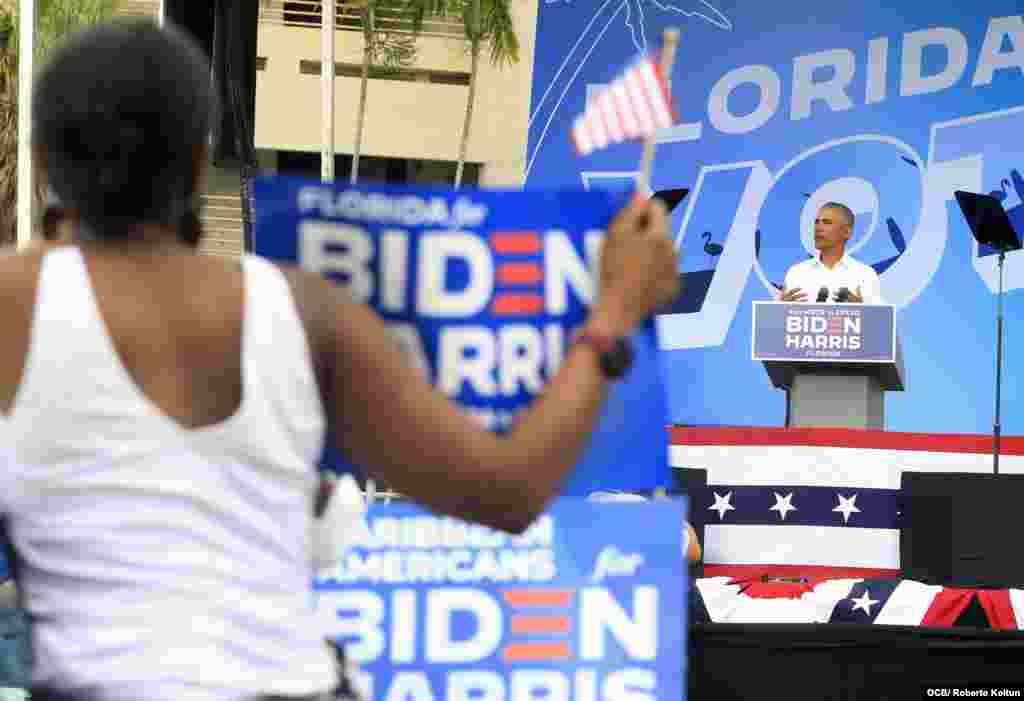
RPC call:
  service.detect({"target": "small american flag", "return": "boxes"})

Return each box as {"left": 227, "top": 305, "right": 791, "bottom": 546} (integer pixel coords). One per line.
{"left": 571, "top": 51, "right": 677, "bottom": 156}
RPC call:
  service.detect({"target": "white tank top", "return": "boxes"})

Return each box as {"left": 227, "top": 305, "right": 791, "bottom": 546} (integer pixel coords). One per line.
{"left": 0, "top": 247, "right": 338, "bottom": 700}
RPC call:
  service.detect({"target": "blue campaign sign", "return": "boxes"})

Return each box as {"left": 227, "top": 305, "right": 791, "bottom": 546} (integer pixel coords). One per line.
{"left": 312, "top": 498, "right": 686, "bottom": 701}
{"left": 252, "top": 177, "right": 672, "bottom": 494}
{"left": 528, "top": 2, "right": 1024, "bottom": 435}
{"left": 752, "top": 303, "right": 896, "bottom": 362}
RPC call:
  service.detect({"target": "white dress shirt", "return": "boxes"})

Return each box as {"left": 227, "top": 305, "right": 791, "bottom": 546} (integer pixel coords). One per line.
{"left": 782, "top": 253, "right": 884, "bottom": 304}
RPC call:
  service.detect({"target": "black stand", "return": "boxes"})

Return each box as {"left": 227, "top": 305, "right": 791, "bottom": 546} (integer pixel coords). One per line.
{"left": 995, "top": 250, "right": 1006, "bottom": 473}
{"left": 955, "top": 191, "right": 1021, "bottom": 474}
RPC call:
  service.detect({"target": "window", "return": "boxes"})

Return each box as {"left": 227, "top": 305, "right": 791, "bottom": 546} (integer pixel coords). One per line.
{"left": 276, "top": 0, "right": 463, "bottom": 37}
{"left": 277, "top": 151, "right": 480, "bottom": 187}
{"left": 298, "top": 60, "right": 470, "bottom": 85}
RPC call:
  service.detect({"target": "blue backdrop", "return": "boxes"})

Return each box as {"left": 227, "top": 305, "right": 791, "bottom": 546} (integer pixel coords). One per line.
{"left": 527, "top": 1, "right": 1024, "bottom": 434}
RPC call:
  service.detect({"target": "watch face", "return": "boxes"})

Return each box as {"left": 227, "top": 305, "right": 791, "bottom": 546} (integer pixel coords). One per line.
{"left": 602, "top": 337, "right": 634, "bottom": 379}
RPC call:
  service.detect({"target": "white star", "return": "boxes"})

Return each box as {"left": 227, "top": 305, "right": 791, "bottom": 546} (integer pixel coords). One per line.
{"left": 708, "top": 491, "right": 735, "bottom": 520}
{"left": 833, "top": 494, "right": 862, "bottom": 524}
{"left": 769, "top": 492, "right": 797, "bottom": 521}
{"left": 850, "top": 589, "right": 880, "bottom": 615}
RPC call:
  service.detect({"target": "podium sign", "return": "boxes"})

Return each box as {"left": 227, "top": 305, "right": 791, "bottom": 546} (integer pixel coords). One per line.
{"left": 751, "top": 302, "right": 904, "bottom": 428}
{"left": 752, "top": 302, "right": 896, "bottom": 363}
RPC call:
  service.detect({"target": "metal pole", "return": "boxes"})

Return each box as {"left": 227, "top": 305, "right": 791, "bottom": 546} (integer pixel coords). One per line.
{"left": 16, "top": 0, "right": 36, "bottom": 250}
{"left": 322, "top": 0, "right": 335, "bottom": 182}
{"left": 994, "top": 250, "right": 1006, "bottom": 475}
{"left": 158, "top": 0, "right": 165, "bottom": 27}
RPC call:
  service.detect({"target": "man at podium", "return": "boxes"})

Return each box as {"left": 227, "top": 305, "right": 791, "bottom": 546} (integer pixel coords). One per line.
{"left": 779, "top": 202, "right": 883, "bottom": 304}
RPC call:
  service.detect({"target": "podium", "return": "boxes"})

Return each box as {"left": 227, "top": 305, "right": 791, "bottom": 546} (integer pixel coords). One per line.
{"left": 752, "top": 302, "right": 905, "bottom": 429}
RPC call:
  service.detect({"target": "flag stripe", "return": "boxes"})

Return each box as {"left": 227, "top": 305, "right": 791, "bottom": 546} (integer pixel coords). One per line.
{"left": 976, "top": 590, "right": 1016, "bottom": 629}
{"left": 670, "top": 426, "right": 1024, "bottom": 455}
{"left": 648, "top": 57, "right": 679, "bottom": 122}
{"left": 699, "top": 485, "right": 898, "bottom": 528}
{"left": 587, "top": 106, "right": 608, "bottom": 150}
{"left": 636, "top": 59, "right": 674, "bottom": 129}
{"left": 624, "top": 70, "right": 657, "bottom": 135}
{"left": 571, "top": 119, "right": 591, "bottom": 156}
{"left": 610, "top": 80, "right": 641, "bottom": 138}
{"left": 596, "top": 96, "right": 618, "bottom": 144}
{"left": 602, "top": 88, "right": 626, "bottom": 141}
{"left": 922, "top": 587, "right": 976, "bottom": 627}
{"left": 703, "top": 564, "right": 900, "bottom": 582}
{"left": 598, "top": 90, "right": 625, "bottom": 142}
{"left": 873, "top": 581, "right": 945, "bottom": 625}
{"left": 704, "top": 524, "right": 900, "bottom": 569}
{"left": 672, "top": 446, "right": 1024, "bottom": 489}
{"left": 1011, "top": 590, "right": 1024, "bottom": 629}
{"left": 629, "top": 61, "right": 661, "bottom": 125}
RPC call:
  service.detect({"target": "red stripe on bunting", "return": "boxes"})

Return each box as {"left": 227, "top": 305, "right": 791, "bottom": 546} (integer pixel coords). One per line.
{"left": 670, "top": 426, "right": 1024, "bottom": 455}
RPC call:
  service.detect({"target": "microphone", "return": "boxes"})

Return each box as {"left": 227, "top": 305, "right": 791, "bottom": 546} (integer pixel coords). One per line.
{"left": 835, "top": 287, "right": 851, "bottom": 303}
{"left": 816, "top": 287, "right": 829, "bottom": 302}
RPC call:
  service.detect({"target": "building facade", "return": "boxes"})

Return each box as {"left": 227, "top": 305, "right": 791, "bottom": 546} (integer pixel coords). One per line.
{"left": 116, "top": 1, "right": 539, "bottom": 257}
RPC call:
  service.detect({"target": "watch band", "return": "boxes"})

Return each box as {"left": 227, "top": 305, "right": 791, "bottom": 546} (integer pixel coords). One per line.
{"left": 575, "top": 330, "right": 634, "bottom": 379}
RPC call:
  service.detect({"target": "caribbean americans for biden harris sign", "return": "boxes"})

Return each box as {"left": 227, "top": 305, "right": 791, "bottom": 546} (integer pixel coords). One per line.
{"left": 528, "top": 1, "right": 1024, "bottom": 435}
{"left": 252, "top": 177, "right": 672, "bottom": 494}
{"left": 312, "top": 499, "right": 685, "bottom": 701}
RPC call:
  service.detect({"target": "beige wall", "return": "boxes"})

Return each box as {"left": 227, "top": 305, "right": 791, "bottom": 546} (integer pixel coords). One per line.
{"left": 255, "top": 1, "right": 538, "bottom": 186}
{"left": 115, "top": 0, "right": 160, "bottom": 19}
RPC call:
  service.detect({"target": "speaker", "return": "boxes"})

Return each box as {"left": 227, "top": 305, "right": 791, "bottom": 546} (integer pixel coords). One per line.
{"left": 900, "top": 472, "right": 1024, "bottom": 588}
{"left": 671, "top": 466, "right": 707, "bottom": 496}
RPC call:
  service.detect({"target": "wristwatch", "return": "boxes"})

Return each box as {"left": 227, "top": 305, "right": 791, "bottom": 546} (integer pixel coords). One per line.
{"left": 575, "top": 330, "right": 634, "bottom": 380}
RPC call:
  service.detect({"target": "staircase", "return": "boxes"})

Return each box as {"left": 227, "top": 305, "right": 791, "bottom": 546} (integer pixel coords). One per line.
{"left": 200, "top": 180, "right": 246, "bottom": 259}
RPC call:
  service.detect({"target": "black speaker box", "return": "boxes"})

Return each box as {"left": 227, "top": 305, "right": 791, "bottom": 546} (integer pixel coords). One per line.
{"left": 901, "top": 472, "right": 1024, "bottom": 588}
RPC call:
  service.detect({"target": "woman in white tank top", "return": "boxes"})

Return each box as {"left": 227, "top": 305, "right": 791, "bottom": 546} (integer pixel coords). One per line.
{"left": 0, "top": 19, "right": 679, "bottom": 701}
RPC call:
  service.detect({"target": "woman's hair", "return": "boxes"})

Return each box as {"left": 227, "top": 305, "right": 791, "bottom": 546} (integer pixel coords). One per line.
{"left": 32, "top": 20, "right": 218, "bottom": 240}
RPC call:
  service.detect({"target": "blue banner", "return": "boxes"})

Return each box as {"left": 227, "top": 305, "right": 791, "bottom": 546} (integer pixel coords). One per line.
{"left": 312, "top": 498, "right": 686, "bottom": 701}
{"left": 253, "top": 177, "right": 672, "bottom": 494}
{"left": 527, "top": 1, "right": 1024, "bottom": 434}
{"left": 752, "top": 303, "right": 895, "bottom": 361}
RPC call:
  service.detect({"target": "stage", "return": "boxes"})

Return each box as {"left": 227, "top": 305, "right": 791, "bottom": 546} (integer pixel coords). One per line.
{"left": 689, "top": 623, "right": 1024, "bottom": 700}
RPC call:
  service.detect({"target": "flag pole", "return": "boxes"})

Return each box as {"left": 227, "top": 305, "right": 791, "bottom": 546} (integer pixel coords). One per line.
{"left": 321, "top": 0, "right": 336, "bottom": 183}
{"left": 636, "top": 28, "right": 679, "bottom": 197}
{"left": 647, "top": 28, "right": 680, "bottom": 502}
{"left": 16, "top": 0, "right": 36, "bottom": 250}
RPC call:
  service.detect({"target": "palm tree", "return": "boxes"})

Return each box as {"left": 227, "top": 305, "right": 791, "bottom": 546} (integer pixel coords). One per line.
{"left": 350, "top": 0, "right": 445, "bottom": 184}
{"left": 0, "top": 0, "right": 22, "bottom": 246}
{"left": 453, "top": 0, "right": 518, "bottom": 189}
{"left": 0, "top": 0, "right": 116, "bottom": 245}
